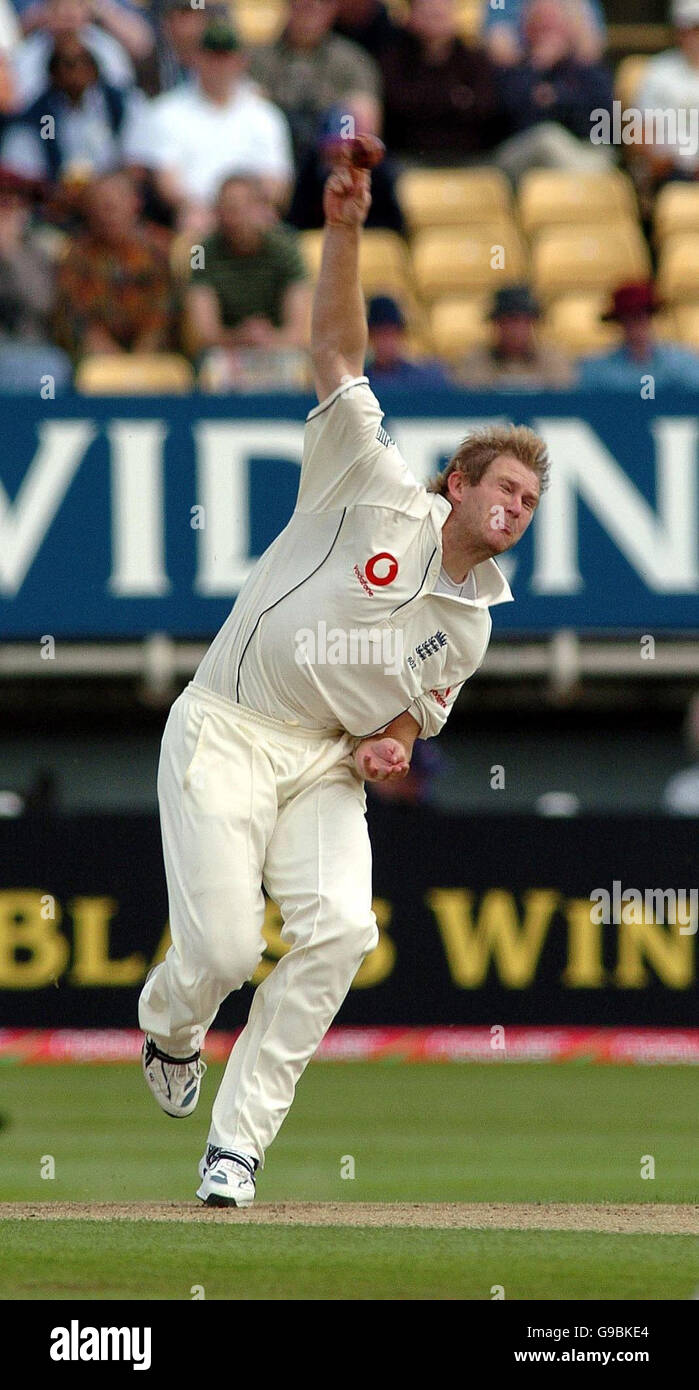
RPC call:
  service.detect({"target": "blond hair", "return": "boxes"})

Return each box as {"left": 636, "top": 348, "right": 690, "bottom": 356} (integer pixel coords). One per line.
{"left": 428, "top": 424, "right": 550, "bottom": 497}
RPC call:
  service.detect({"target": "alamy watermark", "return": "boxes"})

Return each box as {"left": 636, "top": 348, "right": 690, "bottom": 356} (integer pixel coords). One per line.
{"left": 590, "top": 102, "right": 699, "bottom": 158}
{"left": 589, "top": 881, "right": 697, "bottom": 934}
{"left": 295, "top": 623, "right": 404, "bottom": 676}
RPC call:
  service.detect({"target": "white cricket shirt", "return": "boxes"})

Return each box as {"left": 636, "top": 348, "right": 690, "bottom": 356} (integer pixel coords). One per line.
{"left": 194, "top": 377, "right": 514, "bottom": 738}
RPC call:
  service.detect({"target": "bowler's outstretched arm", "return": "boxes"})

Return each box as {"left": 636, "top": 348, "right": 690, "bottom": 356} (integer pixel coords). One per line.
{"left": 311, "top": 165, "right": 372, "bottom": 403}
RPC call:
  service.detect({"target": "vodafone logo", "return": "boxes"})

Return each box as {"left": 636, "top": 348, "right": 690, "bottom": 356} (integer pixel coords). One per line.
{"left": 365, "top": 552, "right": 399, "bottom": 587}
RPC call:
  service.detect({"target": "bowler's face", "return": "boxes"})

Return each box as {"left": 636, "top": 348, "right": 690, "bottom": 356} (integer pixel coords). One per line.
{"left": 451, "top": 455, "right": 540, "bottom": 556}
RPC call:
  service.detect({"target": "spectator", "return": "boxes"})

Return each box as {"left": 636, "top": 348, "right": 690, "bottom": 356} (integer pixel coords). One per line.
{"left": 378, "top": 0, "right": 505, "bottom": 164}
{"left": 366, "top": 295, "right": 451, "bottom": 390}
{"left": 578, "top": 280, "right": 699, "bottom": 390}
{"left": 248, "top": 0, "right": 381, "bottom": 168}
{"left": 14, "top": 0, "right": 153, "bottom": 62}
{"left": 53, "top": 168, "right": 173, "bottom": 360}
{"left": 635, "top": 0, "right": 699, "bottom": 191}
{"left": 10, "top": 0, "right": 136, "bottom": 108}
{"left": 0, "top": 164, "right": 71, "bottom": 389}
{"left": 453, "top": 284, "right": 575, "bottom": 389}
{"left": 137, "top": 0, "right": 229, "bottom": 98}
{"left": 130, "top": 20, "right": 294, "bottom": 235}
{"left": 185, "top": 173, "right": 311, "bottom": 389}
{"left": 1, "top": 33, "right": 144, "bottom": 183}
{"left": 0, "top": 0, "right": 20, "bottom": 111}
{"left": 288, "top": 96, "right": 404, "bottom": 232}
{"left": 333, "top": 0, "right": 400, "bottom": 60}
{"left": 0, "top": 0, "right": 19, "bottom": 47}
{"left": 495, "top": 0, "right": 614, "bottom": 183}
{"left": 484, "top": 0, "right": 606, "bottom": 67}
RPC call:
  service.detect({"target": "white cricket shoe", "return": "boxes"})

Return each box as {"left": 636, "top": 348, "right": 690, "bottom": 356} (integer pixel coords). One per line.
{"left": 142, "top": 1035, "right": 206, "bottom": 1118}
{"left": 196, "top": 1145, "right": 258, "bottom": 1207}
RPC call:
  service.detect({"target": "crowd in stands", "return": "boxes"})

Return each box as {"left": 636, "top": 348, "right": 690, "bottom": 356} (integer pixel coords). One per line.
{"left": 0, "top": 0, "right": 698, "bottom": 393}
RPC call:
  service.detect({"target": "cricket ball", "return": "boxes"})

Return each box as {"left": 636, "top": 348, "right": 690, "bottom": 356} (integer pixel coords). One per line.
{"left": 326, "top": 134, "right": 386, "bottom": 170}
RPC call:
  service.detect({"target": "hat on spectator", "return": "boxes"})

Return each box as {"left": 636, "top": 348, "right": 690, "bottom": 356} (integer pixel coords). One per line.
{"left": 672, "top": 0, "right": 699, "bottom": 27}
{"left": 601, "top": 281, "right": 662, "bottom": 320}
{"left": 201, "top": 19, "right": 241, "bottom": 53}
{"left": 368, "top": 296, "right": 405, "bottom": 329}
{"left": 489, "top": 285, "right": 541, "bottom": 320}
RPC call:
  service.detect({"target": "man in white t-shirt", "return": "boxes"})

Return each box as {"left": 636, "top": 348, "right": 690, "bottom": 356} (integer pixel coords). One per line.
{"left": 127, "top": 19, "right": 294, "bottom": 232}
{"left": 139, "top": 148, "right": 549, "bottom": 1208}
{"left": 636, "top": 0, "right": 699, "bottom": 181}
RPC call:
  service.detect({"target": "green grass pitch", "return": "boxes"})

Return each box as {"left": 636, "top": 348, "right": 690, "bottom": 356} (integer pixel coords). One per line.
{"left": 0, "top": 1061, "right": 696, "bottom": 1300}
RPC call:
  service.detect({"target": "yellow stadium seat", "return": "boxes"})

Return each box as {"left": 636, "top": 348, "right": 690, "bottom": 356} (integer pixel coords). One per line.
{"left": 357, "top": 230, "right": 415, "bottom": 294}
{"left": 301, "top": 228, "right": 427, "bottom": 340}
{"left": 654, "top": 184, "right": 699, "bottom": 244}
{"left": 429, "top": 296, "right": 491, "bottom": 362}
{"left": 614, "top": 54, "right": 649, "bottom": 111}
{"left": 75, "top": 354, "right": 195, "bottom": 395}
{"left": 399, "top": 168, "right": 512, "bottom": 233}
{"left": 542, "top": 294, "right": 622, "bottom": 357}
{"left": 673, "top": 304, "right": 699, "bottom": 349}
{"left": 232, "top": 1, "right": 284, "bottom": 46}
{"left": 518, "top": 170, "right": 638, "bottom": 238}
{"left": 412, "top": 224, "right": 528, "bottom": 303}
{"left": 532, "top": 224, "right": 651, "bottom": 303}
{"left": 657, "top": 233, "right": 699, "bottom": 303}
{"left": 299, "top": 229, "right": 324, "bottom": 278}
{"left": 654, "top": 310, "right": 680, "bottom": 342}
{"left": 456, "top": 0, "right": 483, "bottom": 43}
{"left": 386, "top": 0, "right": 480, "bottom": 40}
{"left": 301, "top": 228, "right": 415, "bottom": 298}
{"left": 384, "top": 0, "right": 480, "bottom": 40}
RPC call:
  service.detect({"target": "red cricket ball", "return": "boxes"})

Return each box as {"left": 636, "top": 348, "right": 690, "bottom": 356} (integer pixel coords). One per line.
{"left": 325, "top": 134, "right": 386, "bottom": 170}
{"left": 346, "top": 134, "right": 386, "bottom": 169}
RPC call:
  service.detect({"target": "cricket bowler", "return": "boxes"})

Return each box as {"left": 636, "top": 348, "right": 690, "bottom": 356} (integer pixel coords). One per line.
{"left": 139, "top": 154, "right": 550, "bottom": 1207}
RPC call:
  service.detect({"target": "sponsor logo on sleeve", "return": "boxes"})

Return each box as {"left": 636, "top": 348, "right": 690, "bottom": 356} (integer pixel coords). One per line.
{"left": 429, "top": 686, "right": 452, "bottom": 708}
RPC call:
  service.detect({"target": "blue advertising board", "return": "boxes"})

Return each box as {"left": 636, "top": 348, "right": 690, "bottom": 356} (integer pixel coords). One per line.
{"left": 0, "top": 389, "right": 697, "bottom": 638}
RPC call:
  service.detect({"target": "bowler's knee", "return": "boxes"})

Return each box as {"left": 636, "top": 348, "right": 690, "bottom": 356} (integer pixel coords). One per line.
{"left": 198, "top": 933, "right": 263, "bottom": 989}
{"left": 329, "top": 909, "right": 379, "bottom": 968}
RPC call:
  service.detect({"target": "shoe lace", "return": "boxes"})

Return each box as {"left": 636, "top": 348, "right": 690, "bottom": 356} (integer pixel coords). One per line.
{"left": 146, "top": 1038, "right": 207, "bottom": 1077}
{"left": 207, "top": 1145, "right": 257, "bottom": 1179}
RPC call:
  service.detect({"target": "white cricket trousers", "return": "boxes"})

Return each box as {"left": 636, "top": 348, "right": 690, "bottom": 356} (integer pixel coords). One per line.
{"left": 138, "top": 682, "right": 378, "bottom": 1166}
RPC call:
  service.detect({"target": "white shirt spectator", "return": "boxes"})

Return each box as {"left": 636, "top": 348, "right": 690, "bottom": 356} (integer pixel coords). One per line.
{"left": 637, "top": 50, "right": 699, "bottom": 171}
{"left": 2, "top": 84, "right": 147, "bottom": 178}
{"left": 0, "top": 0, "right": 20, "bottom": 53}
{"left": 127, "top": 78, "right": 294, "bottom": 205}
{"left": 11, "top": 23, "right": 134, "bottom": 106}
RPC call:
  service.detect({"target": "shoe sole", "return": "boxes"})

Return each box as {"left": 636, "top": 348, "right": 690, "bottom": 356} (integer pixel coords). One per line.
{"left": 197, "top": 1194, "right": 252, "bottom": 1208}
{"left": 195, "top": 1184, "right": 254, "bottom": 1209}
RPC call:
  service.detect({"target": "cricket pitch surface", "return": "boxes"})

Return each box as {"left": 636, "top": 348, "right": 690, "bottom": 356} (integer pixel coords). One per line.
{"left": 1, "top": 1202, "right": 696, "bottom": 1234}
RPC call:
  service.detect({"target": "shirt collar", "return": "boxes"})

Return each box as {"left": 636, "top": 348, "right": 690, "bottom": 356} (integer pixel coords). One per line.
{"left": 428, "top": 492, "right": 515, "bottom": 608}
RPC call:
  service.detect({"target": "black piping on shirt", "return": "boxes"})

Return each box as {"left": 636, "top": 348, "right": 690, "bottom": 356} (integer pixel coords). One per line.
{"left": 389, "top": 546, "right": 437, "bottom": 617}
{"left": 235, "top": 508, "right": 348, "bottom": 703}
